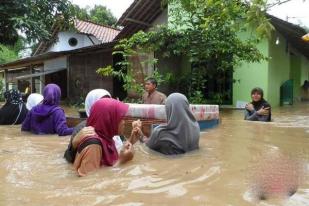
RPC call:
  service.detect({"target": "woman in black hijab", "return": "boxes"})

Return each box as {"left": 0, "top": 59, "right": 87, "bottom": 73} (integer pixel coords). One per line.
{"left": 0, "top": 89, "right": 28, "bottom": 125}
{"left": 244, "top": 87, "right": 271, "bottom": 122}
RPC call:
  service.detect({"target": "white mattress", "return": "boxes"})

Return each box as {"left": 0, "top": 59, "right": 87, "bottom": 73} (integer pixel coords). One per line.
{"left": 126, "top": 104, "right": 219, "bottom": 121}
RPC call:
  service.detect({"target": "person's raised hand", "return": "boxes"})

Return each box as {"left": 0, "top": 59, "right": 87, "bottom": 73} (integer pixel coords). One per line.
{"left": 119, "top": 141, "right": 134, "bottom": 164}
{"left": 245, "top": 103, "right": 254, "bottom": 112}
{"left": 132, "top": 119, "right": 142, "bottom": 129}
{"left": 257, "top": 107, "right": 270, "bottom": 116}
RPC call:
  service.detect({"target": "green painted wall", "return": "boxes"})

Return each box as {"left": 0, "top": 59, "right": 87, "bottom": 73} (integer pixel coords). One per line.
{"left": 233, "top": 32, "right": 269, "bottom": 106}
{"left": 300, "top": 56, "right": 309, "bottom": 85}
{"left": 268, "top": 31, "right": 291, "bottom": 107}
{"left": 290, "top": 53, "right": 302, "bottom": 100}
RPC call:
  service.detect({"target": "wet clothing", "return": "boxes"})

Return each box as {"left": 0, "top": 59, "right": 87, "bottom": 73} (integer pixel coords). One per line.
{"left": 64, "top": 120, "right": 86, "bottom": 163}
{"left": 244, "top": 99, "right": 271, "bottom": 122}
{"left": 64, "top": 120, "right": 124, "bottom": 163}
{"left": 72, "top": 99, "right": 129, "bottom": 176}
{"left": 74, "top": 144, "right": 102, "bottom": 176}
{"left": 21, "top": 84, "right": 73, "bottom": 136}
{"left": 142, "top": 90, "right": 166, "bottom": 105}
{"left": 0, "top": 89, "right": 28, "bottom": 125}
{"left": 64, "top": 89, "right": 113, "bottom": 163}
{"left": 146, "top": 93, "right": 200, "bottom": 155}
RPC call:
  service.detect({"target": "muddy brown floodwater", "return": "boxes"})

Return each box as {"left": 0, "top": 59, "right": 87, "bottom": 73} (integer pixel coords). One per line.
{"left": 0, "top": 103, "right": 308, "bottom": 206}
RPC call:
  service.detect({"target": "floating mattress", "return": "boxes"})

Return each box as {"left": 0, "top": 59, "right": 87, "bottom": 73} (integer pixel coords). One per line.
{"left": 126, "top": 104, "right": 219, "bottom": 121}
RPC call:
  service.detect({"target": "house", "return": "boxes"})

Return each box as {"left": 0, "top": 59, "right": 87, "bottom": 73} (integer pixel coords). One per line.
{"left": 0, "top": 20, "right": 120, "bottom": 100}
{"left": 115, "top": 0, "right": 309, "bottom": 107}
{"left": 1, "top": 0, "right": 308, "bottom": 107}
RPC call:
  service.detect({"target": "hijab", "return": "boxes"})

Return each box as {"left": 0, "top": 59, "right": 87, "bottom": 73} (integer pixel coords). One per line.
{"left": 86, "top": 98, "right": 129, "bottom": 166}
{"left": 85, "top": 89, "right": 111, "bottom": 117}
{"left": 146, "top": 93, "right": 200, "bottom": 154}
{"left": 0, "top": 89, "right": 27, "bottom": 125}
{"left": 26, "top": 93, "right": 43, "bottom": 110}
{"left": 43, "top": 84, "right": 61, "bottom": 105}
{"left": 4, "top": 89, "right": 23, "bottom": 104}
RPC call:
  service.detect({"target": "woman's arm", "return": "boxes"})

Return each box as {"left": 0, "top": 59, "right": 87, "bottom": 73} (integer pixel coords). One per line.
{"left": 72, "top": 126, "right": 96, "bottom": 149}
{"left": 53, "top": 109, "right": 74, "bottom": 136}
{"left": 244, "top": 109, "right": 259, "bottom": 121}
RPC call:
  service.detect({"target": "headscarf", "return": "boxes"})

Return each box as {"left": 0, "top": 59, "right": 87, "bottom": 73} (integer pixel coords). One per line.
{"left": 86, "top": 98, "right": 129, "bottom": 166}
{"left": 26, "top": 93, "right": 43, "bottom": 110}
{"left": 85, "top": 89, "right": 111, "bottom": 117}
{"left": 43, "top": 84, "right": 61, "bottom": 105}
{"left": 4, "top": 89, "right": 23, "bottom": 105}
{"left": 0, "top": 89, "right": 27, "bottom": 125}
{"left": 146, "top": 93, "right": 200, "bottom": 154}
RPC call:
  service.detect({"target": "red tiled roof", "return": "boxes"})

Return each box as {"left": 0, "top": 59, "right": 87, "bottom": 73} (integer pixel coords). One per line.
{"left": 75, "top": 20, "right": 120, "bottom": 43}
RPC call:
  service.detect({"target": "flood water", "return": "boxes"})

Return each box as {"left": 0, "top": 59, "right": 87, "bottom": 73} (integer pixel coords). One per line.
{"left": 0, "top": 103, "right": 308, "bottom": 206}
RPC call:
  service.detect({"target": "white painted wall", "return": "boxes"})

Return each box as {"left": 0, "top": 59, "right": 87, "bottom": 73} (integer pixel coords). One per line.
{"left": 47, "top": 32, "right": 101, "bottom": 52}
{"left": 152, "top": 9, "right": 168, "bottom": 27}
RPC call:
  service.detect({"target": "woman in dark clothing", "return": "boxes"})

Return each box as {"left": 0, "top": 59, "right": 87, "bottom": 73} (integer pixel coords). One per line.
{"left": 133, "top": 93, "right": 200, "bottom": 155}
{"left": 0, "top": 89, "right": 28, "bottom": 125}
{"left": 244, "top": 87, "right": 271, "bottom": 122}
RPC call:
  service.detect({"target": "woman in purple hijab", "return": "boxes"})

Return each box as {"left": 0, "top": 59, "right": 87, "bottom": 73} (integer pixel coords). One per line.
{"left": 22, "top": 84, "right": 73, "bottom": 136}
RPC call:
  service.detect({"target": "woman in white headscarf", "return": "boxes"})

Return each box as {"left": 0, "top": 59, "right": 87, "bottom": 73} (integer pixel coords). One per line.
{"left": 84, "top": 89, "right": 111, "bottom": 117}
{"left": 26, "top": 93, "right": 44, "bottom": 111}
{"left": 64, "top": 89, "right": 112, "bottom": 163}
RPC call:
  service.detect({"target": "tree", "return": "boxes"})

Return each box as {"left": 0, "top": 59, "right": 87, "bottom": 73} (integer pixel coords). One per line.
{"left": 0, "top": 0, "right": 74, "bottom": 46}
{"left": 72, "top": 5, "right": 117, "bottom": 26}
{"left": 0, "top": 38, "right": 24, "bottom": 64}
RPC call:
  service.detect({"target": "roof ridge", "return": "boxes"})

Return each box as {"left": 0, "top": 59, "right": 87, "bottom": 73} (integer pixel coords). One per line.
{"left": 75, "top": 19, "right": 120, "bottom": 31}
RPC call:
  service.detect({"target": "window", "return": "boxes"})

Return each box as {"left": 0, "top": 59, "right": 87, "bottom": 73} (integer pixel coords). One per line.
{"left": 68, "top": 37, "right": 78, "bottom": 47}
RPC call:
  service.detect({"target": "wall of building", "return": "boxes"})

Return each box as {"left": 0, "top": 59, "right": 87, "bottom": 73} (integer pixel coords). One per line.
{"left": 300, "top": 55, "right": 309, "bottom": 85}
{"left": 44, "top": 57, "right": 67, "bottom": 71}
{"left": 68, "top": 50, "right": 114, "bottom": 100}
{"left": 268, "top": 31, "right": 291, "bottom": 107}
{"left": 151, "top": 8, "right": 168, "bottom": 29}
{"left": 233, "top": 32, "right": 269, "bottom": 107}
{"left": 289, "top": 51, "right": 302, "bottom": 101}
{"left": 47, "top": 32, "right": 100, "bottom": 52}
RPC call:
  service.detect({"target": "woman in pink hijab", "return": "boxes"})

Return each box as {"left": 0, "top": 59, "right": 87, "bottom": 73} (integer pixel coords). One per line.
{"left": 72, "top": 98, "right": 138, "bottom": 176}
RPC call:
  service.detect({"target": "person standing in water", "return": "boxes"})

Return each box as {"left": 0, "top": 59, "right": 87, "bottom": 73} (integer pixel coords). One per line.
{"left": 245, "top": 87, "right": 271, "bottom": 122}
{"left": 64, "top": 89, "right": 116, "bottom": 163}
{"left": 71, "top": 98, "right": 139, "bottom": 176}
{"left": 134, "top": 93, "right": 200, "bottom": 155}
{"left": 21, "top": 84, "right": 73, "bottom": 136}
{"left": 142, "top": 77, "right": 166, "bottom": 104}
{"left": 0, "top": 89, "right": 28, "bottom": 125}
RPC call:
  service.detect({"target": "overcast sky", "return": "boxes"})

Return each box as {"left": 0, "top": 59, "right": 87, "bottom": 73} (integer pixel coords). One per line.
{"left": 70, "top": 0, "right": 309, "bottom": 27}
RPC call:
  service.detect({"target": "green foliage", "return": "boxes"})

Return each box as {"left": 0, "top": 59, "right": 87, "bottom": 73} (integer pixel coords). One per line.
{"left": 0, "top": 44, "right": 19, "bottom": 64}
{"left": 0, "top": 0, "right": 74, "bottom": 45}
{"left": 97, "top": 52, "right": 171, "bottom": 102}
{"left": 189, "top": 91, "right": 205, "bottom": 104}
{"left": 71, "top": 5, "right": 117, "bottom": 26}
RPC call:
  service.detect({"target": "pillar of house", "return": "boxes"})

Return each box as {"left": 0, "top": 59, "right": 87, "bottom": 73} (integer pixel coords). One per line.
{"left": 4, "top": 69, "right": 8, "bottom": 91}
